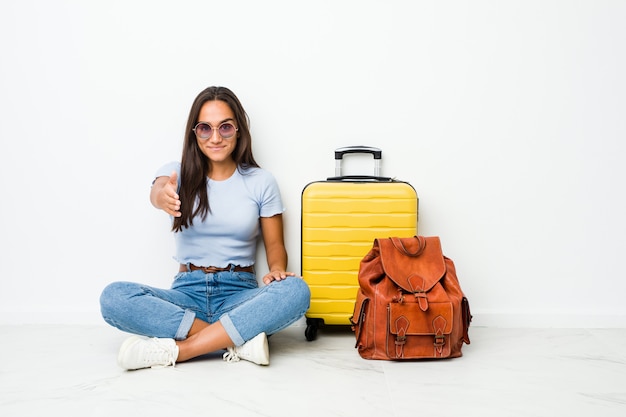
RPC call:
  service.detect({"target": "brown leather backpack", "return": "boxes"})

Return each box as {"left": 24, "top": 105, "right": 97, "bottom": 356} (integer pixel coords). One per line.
{"left": 351, "top": 236, "right": 472, "bottom": 360}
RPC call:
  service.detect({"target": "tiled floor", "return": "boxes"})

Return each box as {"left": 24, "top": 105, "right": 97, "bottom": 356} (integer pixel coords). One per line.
{"left": 1, "top": 323, "right": 625, "bottom": 416}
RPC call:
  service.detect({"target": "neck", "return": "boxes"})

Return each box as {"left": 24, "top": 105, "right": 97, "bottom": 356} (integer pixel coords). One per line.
{"left": 208, "top": 161, "right": 237, "bottom": 181}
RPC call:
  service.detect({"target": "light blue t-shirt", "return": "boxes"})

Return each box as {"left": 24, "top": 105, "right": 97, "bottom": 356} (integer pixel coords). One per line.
{"left": 155, "top": 161, "right": 285, "bottom": 268}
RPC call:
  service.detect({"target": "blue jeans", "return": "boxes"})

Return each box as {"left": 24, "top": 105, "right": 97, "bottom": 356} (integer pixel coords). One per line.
{"left": 99, "top": 267, "right": 310, "bottom": 346}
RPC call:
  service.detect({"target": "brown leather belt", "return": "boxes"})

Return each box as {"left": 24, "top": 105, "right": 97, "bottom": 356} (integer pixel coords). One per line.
{"left": 179, "top": 263, "right": 255, "bottom": 274}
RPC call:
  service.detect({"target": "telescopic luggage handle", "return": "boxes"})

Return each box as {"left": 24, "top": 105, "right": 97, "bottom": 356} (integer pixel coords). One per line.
{"left": 333, "top": 146, "right": 383, "bottom": 178}
{"left": 334, "top": 146, "right": 382, "bottom": 160}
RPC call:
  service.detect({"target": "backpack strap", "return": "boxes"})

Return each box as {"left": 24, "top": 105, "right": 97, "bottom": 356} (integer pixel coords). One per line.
{"left": 390, "top": 236, "right": 426, "bottom": 256}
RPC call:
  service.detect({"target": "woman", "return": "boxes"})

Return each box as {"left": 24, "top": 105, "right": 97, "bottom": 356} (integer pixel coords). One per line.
{"left": 100, "top": 86, "right": 311, "bottom": 370}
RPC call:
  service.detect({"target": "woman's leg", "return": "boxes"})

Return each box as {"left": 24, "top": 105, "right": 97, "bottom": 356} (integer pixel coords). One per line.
{"left": 100, "top": 275, "right": 205, "bottom": 340}
{"left": 112, "top": 272, "right": 310, "bottom": 369}
{"left": 174, "top": 274, "right": 310, "bottom": 362}
{"left": 212, "top": 274, "right": 311, "bottom": 346}
{"left": 187, "top": 318, "right": 210, "bottom": 336}
{"left": 176, "top": 320, "right": 232, "bottom": 362}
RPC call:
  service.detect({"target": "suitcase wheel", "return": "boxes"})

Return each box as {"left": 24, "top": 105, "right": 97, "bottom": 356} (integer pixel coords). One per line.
{"left": 305, "top": 318, "right": 323, "bottom": 341}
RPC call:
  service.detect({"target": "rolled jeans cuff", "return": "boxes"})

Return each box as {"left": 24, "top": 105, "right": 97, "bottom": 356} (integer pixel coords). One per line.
{"left": 175, "top": 309, "right": 196, "bottom": 340}
{"left": 219, "top": 314, "right": 244, "bottom": 346}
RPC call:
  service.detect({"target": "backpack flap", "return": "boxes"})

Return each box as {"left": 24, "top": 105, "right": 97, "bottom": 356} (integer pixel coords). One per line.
{"left": 378, "top": 236, "right": 446, "bottom": 311}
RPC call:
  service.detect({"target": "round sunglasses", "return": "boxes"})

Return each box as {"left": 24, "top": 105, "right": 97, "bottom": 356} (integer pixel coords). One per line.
{"left": 192, "top": 122, "right": 238, "bottom": 140}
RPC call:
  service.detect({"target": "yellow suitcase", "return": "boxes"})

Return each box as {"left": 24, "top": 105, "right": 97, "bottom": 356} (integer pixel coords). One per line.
{"left": 301, "top": 146, "right": 418, "bottom": 340}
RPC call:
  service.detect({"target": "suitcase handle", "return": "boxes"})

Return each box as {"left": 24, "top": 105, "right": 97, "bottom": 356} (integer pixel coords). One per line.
{"left": 326, "top": 175, "right": 393, "bottom": 182}
{"left": 334, "top": 146, "right": 382, "bottom": 177}
{"left": 334, "top": 146, "right": 382, "bottom": 160}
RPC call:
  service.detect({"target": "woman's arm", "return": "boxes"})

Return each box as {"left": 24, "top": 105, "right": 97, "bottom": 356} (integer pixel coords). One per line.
{"left": 260, "top": 214, "right": 296, "bottom": 285}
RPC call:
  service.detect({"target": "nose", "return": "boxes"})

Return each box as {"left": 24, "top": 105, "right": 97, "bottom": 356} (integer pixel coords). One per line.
{"left": 207, "top": 129, "right": 222, "bottom": 143}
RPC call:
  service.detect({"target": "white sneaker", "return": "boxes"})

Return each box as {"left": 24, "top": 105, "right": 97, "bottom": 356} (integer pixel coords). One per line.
{"left": 223, "top": 332, "right": 269, "bottom": 366}
{"left": 117, "top": 336, "right": 179, "bottom": 370}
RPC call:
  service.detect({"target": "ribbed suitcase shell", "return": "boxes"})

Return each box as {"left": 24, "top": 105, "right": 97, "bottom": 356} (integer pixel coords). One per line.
{"left": 301, "top": 176, "right": 418, "bottom": 340}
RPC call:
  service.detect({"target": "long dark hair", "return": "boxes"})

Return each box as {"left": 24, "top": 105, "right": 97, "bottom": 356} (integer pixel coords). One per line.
{"left": 173, "top": 86, "right": 259, "bottom": 232}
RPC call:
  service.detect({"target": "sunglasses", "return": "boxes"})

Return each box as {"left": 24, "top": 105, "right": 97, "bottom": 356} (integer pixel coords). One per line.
{"left": 192, "top": 122, "right": 238, "bottom": 140}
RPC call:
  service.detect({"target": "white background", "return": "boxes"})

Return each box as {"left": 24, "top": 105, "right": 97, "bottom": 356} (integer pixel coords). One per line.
{"left": 1, "top": 0, "right": 624, "bottom": 327}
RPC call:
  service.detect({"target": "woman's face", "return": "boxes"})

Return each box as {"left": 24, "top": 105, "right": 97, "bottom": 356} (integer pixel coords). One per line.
{"left": 195, "top": 100, "right": 238, "bottom": 165}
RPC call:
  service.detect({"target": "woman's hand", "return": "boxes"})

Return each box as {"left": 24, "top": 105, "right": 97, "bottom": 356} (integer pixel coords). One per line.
{"left": 151, "top": 171, "right": 181, "bottom": 217}
{"left": 262, "top": 270, "right": 297, "bottom": 285}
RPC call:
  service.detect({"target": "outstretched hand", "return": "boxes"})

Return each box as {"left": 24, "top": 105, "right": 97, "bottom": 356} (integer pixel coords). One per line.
{"left": 157, "top": 171, "right": 181, "bottom": 217}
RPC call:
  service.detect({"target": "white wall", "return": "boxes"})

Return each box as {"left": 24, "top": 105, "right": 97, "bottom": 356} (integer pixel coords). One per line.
{"left": 1, "top": 0, "right": 624, "bottom": 327}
